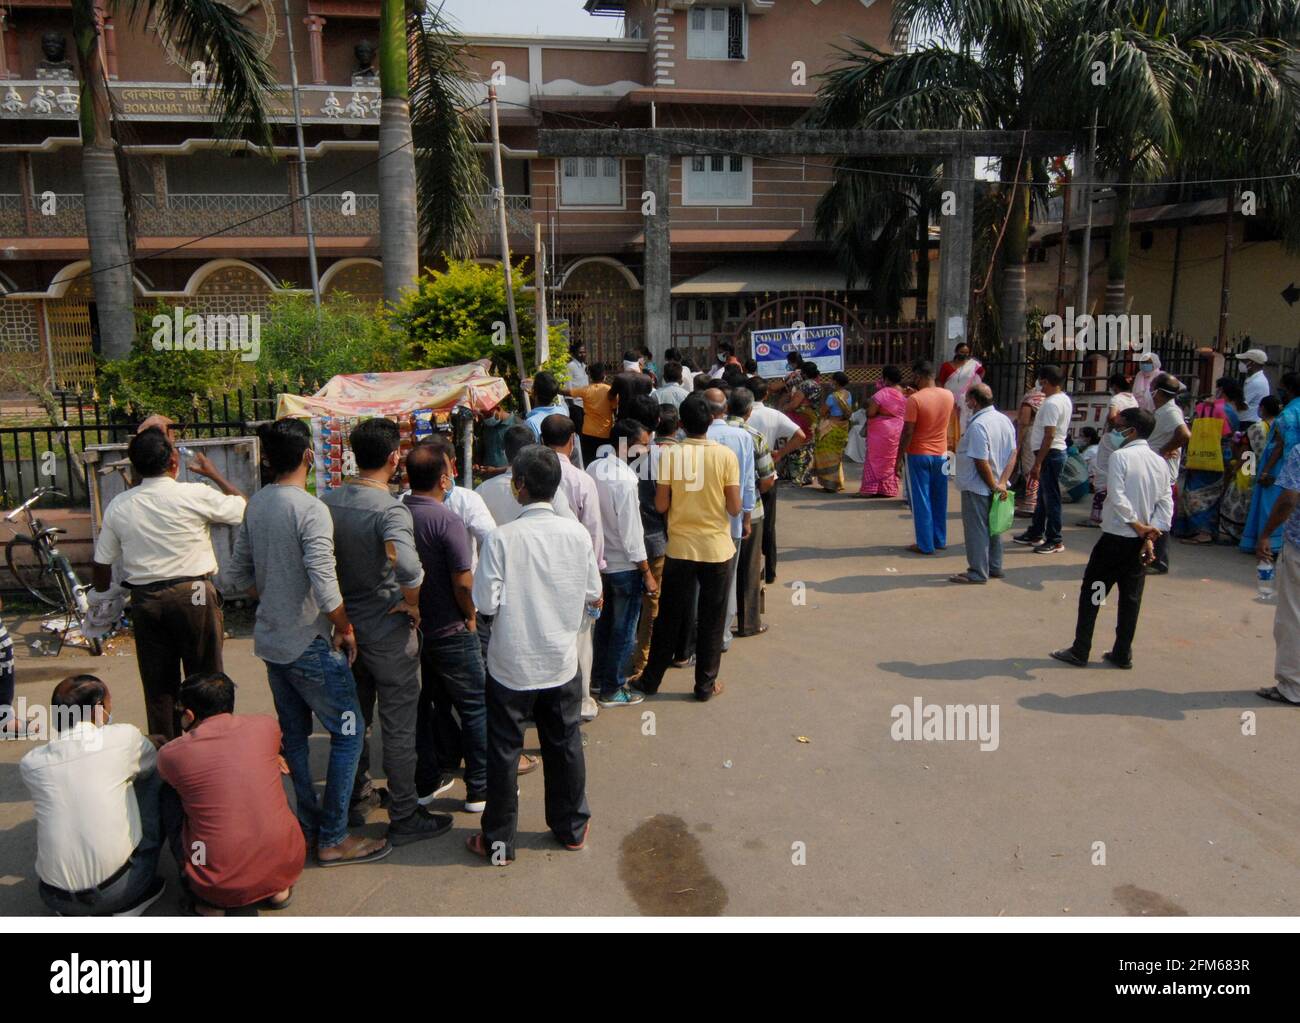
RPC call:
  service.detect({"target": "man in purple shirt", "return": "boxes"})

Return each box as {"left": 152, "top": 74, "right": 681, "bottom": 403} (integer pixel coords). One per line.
{"left": 403, "top": 443, "right": 488, "bottom": 812}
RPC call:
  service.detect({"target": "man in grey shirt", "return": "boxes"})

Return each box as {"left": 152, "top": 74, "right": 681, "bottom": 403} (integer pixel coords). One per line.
{"left": 228, "top": 419, "right": 389, "bottom": 867}
{"left": 322, "top": 418, "right": 451, "bottom": 846}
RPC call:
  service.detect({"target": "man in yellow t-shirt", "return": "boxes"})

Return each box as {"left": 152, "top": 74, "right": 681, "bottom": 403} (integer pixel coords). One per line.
{"left": 637, "top": 393, "right": 741, "bottom": 701}
{"left": 565, "top": 362, "right": 614, "bottom": 467}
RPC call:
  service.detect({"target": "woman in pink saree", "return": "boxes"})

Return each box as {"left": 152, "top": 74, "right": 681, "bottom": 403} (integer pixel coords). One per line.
{"left": 858, "top": 365, "right": 907, "bottom": 497}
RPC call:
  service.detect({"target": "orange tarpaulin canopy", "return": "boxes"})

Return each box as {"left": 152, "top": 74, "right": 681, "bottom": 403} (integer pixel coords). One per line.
{"left": 275, "top": 360, "right": 509, "bottom": 419}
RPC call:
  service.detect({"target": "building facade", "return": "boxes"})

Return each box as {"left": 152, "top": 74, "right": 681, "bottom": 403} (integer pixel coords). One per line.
{"left": 0, "top": 0, "right": 929, "bottom": 392}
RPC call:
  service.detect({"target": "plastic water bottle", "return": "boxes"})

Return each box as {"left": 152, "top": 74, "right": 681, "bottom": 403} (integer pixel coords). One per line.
{"left": 1257, "top": 559, "right": 1276, "bottom": 602}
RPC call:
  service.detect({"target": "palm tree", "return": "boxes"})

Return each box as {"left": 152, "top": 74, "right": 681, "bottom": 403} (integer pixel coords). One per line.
{"left": 76, "top": 1, "right": 278, "bottom": 361}
{"left": 813, "top": 0, "right": 1069, "bottom": 346}
{"left": 378, "top": 1, "right": 484, "bottom": 308}
{"left": 1035, "top": 1, "right": 1300, "bottom": 319}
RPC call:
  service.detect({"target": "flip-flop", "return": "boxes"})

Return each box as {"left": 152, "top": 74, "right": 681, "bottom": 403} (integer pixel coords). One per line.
{"left": 466, "top": 832, "right": 512, "bottom": 863}
{"left": 316, "top": 838, "right": 392, "bottom": 868}
{"left": 948, "top": 573, "right": 984, "bottom": 584}
{"left": 1256, "top": 687, "right": 1300, "bottom": 706}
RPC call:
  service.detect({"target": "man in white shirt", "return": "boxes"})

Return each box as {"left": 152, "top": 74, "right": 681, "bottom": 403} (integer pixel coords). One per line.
{"left": 91, "top": 428, "right": 246, "bottom": 739}
{"left": 1237, "top": 348, "right": 1271, "bottom": 427}
{"left": 951, "top": 384, "right": 1017, "bottom": 584}
{"left": 1146, "top": 372, "right": 1190, "bottom": 574}
{"left": 652, "top": 360, "right": 690, "bottom": 410}
{"left": 705, "top": 387, "right": 756, "bottom": 653}
{"left": 468, "top": 446, "right": 601, "bottom": 862}
{"left": 1013, "top": 365, "right": 1073, "bottom": 554}
{"left": 565, "top": 343, "right": 590, "bottom": 433}
{"left": 477, "top": 425, "right": 575, "bottom": 528}
{"left": 1083, "top": 373, "right": 1139, "bottom": 527}
{"left": 1052, "top": 408, "right": 1173, "bottom": 669}
{"left": 588, "top": 419, "right": 658, "bottom": 707}
{"left": 20, "top": 675, "right": 166, "bottom": 916}
{"left": 747, "top": 377, "right": 807, "bottom": 583}
{"left": 665, "top": 347, "right": 696, "bottom": 391}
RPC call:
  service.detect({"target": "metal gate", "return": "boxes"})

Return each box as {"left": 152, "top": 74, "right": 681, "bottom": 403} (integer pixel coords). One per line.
{"left": 44, "top": 298, "right": 97, "bottom": 390}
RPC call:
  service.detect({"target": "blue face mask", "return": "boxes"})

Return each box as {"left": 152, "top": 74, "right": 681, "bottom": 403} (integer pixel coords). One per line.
{"left": 1107, "top": 429, "right": 1130, "bottom": 450}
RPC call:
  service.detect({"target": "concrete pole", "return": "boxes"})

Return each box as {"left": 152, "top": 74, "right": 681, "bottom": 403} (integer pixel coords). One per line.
{"left": 643, "top": 152, "right": 672, "bottom": 363}
{"left": 935, "top": 153, "right": 974, "bottom": 367}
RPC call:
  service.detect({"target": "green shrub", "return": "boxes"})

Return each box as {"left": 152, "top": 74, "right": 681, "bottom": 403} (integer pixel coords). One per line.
{"left": 257, "top": 290, "right": 404, "bottom": 384}
{"left": 392, "top": 259, "right": 568, "bottom": 396}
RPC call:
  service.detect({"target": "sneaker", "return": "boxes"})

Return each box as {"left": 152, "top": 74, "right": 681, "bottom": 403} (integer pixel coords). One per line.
{"left": 113, "top": 878, "right": 166, "bottom": 917}
{"left": 1012, "top": 532, "right": 1042, "bottom": 546}
{"left": 417, "top": 776, "right": 456, "bottom": 807}
{"left": 388, "top": 807, "right": 454, "bottom": 846}
{"left": 579, "top": 696, "right": 600, "bottom": 722}
{"left": 1033, "top": 541, "right": 1065, "bottom": 554}
{"left": 464, "top": 792, "right": 487, "bottom": 814}
{"left": 598, "top": 686, "right": 646, "bottom": 708}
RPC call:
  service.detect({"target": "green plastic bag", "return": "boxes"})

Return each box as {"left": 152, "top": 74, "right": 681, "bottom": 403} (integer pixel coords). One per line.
{"left": 989, "top": 490, "right": 1016, "bottom": 535}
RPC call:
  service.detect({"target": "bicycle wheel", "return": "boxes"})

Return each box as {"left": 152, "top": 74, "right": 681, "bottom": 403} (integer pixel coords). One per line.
{"left": 54, "top": 559, "right": 103, "bottom": 656}
{"left": 5, "top": 536, "right": 61, "bottom": 607}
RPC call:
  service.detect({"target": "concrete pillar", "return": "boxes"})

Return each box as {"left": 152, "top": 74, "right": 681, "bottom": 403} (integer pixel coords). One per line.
{"left": 935, "top": 153, "right": 974, "bottom": 367}
{"left": 304, "top": 16, "right": 327, "bottom": 86}
{"left": 643, "top": 152, "right": 671, "bottom": 363}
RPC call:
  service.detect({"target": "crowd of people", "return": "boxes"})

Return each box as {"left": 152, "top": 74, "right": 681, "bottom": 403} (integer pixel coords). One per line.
{"left": 6, "top": 339, "right": 1300, "bottom": 917}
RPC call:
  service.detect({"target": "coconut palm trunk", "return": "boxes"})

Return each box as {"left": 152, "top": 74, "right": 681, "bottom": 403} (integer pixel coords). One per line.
{"left": 73, "top": 0, "right": 135, "bottom": 363}
{"left": 1000, "top": 178, "right": 1031, "bottom": 346}
{"left": 379, "top": 0, "right": 419, "bottom": 306}
{"left": 1104, "top": 180, "right": 1133, "bottom": 318}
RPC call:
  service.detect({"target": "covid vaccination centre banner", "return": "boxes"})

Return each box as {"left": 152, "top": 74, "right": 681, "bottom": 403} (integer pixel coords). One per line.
{"left": 752, "top": 324, "right": 845, "bottom": 378}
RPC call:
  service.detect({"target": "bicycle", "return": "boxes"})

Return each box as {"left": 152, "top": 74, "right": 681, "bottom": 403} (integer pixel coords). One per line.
{"left": 4, "top": 486, "right": 103, "bottom": 656}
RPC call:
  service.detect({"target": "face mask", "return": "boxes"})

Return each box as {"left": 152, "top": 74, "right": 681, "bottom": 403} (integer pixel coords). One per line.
{"left": 445, "top": 473, "right": 455, "bottom": 494}
{"left": 955, "top": 352, "right": 969, "bottom": 362}
{"left": 1107, "top": 429, "right": 1130, "bottom": 449}
{"left": 717, "top": 354, "right": 727, "bottom": 364}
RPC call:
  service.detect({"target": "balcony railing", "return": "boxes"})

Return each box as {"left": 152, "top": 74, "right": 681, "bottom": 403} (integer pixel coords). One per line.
{"left": 0, "top": 192, "right": 535, "bottom": 241}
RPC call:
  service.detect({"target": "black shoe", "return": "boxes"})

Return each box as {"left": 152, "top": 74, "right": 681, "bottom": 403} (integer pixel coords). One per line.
{"left": 1102, "top": 650, "right": 1133, "bottom": 670}
{"left": 417, "top": 776, "right": 456, "bottom": 807}
{"left": 1013, "top": 532, "right": 1043, "bottom": 546}
{"left": 389, "top": 807, "right": 454, "bottom": 846}
{"left": 1033, "top": 541, "right": 1065, "bottom": 554}
{"left": 1050, "top": 648, "right": 1088, "bottom": 667}
{"left": 1144, "top": 564, "right": 1168, "bottom": 575}
{"left": 113, "top": 877, "right": 166, "bottom": 917}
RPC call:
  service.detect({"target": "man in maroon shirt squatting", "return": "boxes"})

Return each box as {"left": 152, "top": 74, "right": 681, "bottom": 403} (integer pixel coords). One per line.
{"left": 158, "top": 672, "right": 305, "bottom": 915}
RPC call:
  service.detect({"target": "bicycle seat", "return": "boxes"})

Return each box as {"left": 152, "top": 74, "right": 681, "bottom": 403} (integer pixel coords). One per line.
{"left": 37, "top": 526, "right": 67, "bottom": 540}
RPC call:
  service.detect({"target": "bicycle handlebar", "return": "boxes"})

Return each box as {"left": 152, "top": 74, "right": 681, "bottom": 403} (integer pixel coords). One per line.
{"left": 3, "top": 486, "right": 67, "bottom": 521}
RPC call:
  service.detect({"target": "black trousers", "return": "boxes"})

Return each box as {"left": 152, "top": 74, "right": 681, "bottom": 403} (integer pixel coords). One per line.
{"left": 481, "top": 670, "right": 589, "bottom": 860}
{"left": 129, "top": 579, "right": 224, "bottom": 740}
{"left": 579, "top": 433, "right": 606, "bottom": 467}
{"left": 640, "top": 556, "right": 730, "bottom": 698}
{"left": 1071, "top": 533, "right": 1148, "bottom": 662}
{"left": 735, "top": 522, "right": 764, "bottom": 635}
{"left": 761, "top": 488, "right": 778, "bottom": 583}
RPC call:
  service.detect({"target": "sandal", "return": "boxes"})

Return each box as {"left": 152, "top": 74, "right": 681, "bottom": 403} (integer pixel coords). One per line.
{"left": 517, "top": 753, "right": 540, "bottom": 776}
{"left": 1256, "top": 687, "right": 1300, "bottom": 706}
{"left": 466, "top": 832, "right": 512, "bottom": 863}
{"left": 948, "top": 573, "right": 984, "bottom": 584}
{"left": 259, "top": 887, "right": 294, "bottom": 911}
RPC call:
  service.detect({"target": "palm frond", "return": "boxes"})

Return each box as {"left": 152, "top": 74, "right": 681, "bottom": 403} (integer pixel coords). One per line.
{"left": 117, "top": 0, "right": 277, "bottom": 145}
{"left": 409, "top": 7, "right": 486, "bottom": 263}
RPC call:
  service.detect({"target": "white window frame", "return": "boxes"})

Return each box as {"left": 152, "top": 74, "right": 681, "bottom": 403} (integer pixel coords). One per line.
{"left": 681, "top": 153, "right": 753, "bottom": 206}
{"left": 558, "top": 156, "right": 624, "bottom": 209}
{"left": 686, "top": 4, "right": 746, "bottom": 61}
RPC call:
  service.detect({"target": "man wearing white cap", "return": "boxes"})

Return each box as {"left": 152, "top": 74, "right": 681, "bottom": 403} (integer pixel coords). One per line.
{"left": 1236, "top": 349, "right": 1271, "bottom": 427}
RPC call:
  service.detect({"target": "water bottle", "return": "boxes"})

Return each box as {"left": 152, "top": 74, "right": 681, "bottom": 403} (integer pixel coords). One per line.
{"left": 1257, "top": 558, "right": 1276, "bottom": 602}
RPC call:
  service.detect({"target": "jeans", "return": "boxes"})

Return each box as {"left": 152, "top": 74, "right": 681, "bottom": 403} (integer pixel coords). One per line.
{"left": 350, "top": 624, "right": 422, "bottom": 822}
{"left": 1029, "top": 448, "right": 1067, "bottom": 544}
{"left": 640, "top": 556, "right": 731, "bottom": 698}
{"left": 481, "top": 671, "right": 589, "bottom": 860}
{"left": 960, "top": 490, "right": 1004, "bottom": 581}
{"left": 416, "top": 628, "right": 488, "bottom": 797}
{"left": 626, "top": 555, "right": 665, "bottom": 681}
{"left": 906, "top": 454, "right": 949, "bottom": 553}
{"left": 1070, "top": 533, "right": 1147, "bottom": 662}
{"left": 591, "top": 570, "right": 643, "bottom": 697}
{"left": 264, "top": 636, "right": 364, "bottom": 850}
{"left": 39, "top": 770, "right": 163, "bottom": 916}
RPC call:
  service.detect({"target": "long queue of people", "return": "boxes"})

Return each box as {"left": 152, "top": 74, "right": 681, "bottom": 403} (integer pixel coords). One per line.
{"left": 10, "top": 362, "right": 806, "bottom": 915}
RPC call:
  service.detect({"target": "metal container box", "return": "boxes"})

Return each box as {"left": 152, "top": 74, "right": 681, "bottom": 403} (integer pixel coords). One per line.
{"left": 81, "top": 436, "right": 260, "bottom": 598}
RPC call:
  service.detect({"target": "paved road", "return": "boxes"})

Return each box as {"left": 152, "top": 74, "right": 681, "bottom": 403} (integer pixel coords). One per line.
{"left": 1, "top": 477, "right": 1296, "bottom": 916}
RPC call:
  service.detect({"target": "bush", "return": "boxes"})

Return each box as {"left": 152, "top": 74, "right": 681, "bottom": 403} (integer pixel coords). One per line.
{"left": 392, "top": 259, "right": 568, "bottom": 396}
{"left": 96, "top": 302, "right": 258, "bottom": 422}
{"left": 257, "top": 290, "right": 404, "bottom": 385}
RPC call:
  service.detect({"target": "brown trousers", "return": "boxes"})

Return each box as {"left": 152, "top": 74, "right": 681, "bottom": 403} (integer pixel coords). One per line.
{"left": 626, "top": 554, "right": 665, "bottom": 681}
{"left": 130, "top": 579, "right": 224, "bottom": 740}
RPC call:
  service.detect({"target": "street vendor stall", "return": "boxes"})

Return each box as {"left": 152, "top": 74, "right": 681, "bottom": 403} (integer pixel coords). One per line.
{"left": 276, "top": 360, "right": 509, "bottom": 493}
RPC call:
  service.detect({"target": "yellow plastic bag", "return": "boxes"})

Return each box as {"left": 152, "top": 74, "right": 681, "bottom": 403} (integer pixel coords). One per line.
{"left": 1186, "top": 416, "right": 1224, "bottom": 472}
